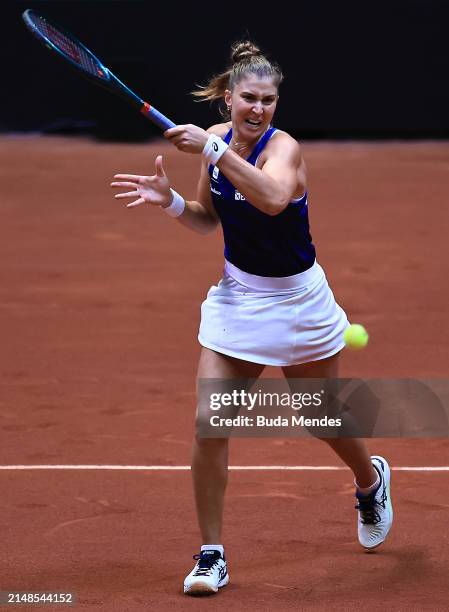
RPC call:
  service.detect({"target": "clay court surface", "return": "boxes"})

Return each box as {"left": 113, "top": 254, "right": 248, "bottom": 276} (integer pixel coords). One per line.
{"left": 1, "top": 136, "right": 448, "bottom": 610}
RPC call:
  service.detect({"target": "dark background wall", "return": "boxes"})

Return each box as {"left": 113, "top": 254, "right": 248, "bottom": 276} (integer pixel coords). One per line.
{"left": 4, "top": 0, "right": 449, "bottom": 140}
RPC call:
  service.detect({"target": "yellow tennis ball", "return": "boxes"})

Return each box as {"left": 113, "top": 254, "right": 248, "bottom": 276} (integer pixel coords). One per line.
{"left": 343, "top": 324, "right": 369, "bottom": 350}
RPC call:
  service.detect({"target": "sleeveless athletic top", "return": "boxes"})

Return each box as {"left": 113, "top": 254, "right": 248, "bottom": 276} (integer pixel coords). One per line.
{"left": 208, "top": 126, "right": 316, "bottom": 277}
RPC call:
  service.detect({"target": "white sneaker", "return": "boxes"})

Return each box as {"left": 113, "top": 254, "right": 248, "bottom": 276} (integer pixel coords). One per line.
{"left": 183, "top": 549, "right": 229, "bottom": 595}
{"left": 355, "top": 455, "right": 393, "bottom": 550}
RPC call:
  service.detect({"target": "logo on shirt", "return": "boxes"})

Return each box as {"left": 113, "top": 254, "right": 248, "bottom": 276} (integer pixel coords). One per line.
{"left": 212, "top": 166, "right": 219, "bottom": 180}
{"left": 235, "top": 190, "right": 246, "bottom": 201}
{"left": 211, "top": 186, "right": 222, "bottom": 195}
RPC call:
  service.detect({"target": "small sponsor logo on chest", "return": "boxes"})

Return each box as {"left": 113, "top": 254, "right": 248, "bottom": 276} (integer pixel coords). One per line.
{"left": 212, "top": 166, "right": 219, "bottom": 180}
{"left": 235, "top": 191, "right": 246, "bottom": 201}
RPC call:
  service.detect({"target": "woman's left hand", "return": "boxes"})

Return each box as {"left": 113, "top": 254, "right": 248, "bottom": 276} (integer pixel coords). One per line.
{"left": 164, "top": 124, "right": 209, "bottom": 154}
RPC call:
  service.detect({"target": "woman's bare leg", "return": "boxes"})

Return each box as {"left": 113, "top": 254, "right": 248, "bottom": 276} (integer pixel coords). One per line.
{"left": 193, "top": 348, "right": 265, "bottom": 543}
{"left": 282, "top": 353, "right": 377, "bottom": 487}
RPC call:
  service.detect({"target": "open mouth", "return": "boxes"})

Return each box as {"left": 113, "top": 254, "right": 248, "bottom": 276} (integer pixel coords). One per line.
{"left": 245, "top": 119, "right": 262, "bottom": 127}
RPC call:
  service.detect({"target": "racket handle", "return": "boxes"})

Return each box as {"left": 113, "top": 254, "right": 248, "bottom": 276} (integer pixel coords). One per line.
{"left": 141, "top": 102, "right": 176, "bottom": 130}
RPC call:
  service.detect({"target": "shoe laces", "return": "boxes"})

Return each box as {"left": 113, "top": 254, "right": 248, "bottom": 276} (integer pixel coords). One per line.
{"left": 192, "top": 551, "right": 221, "bottom": 576}
{"left": 355, "top": 485, "right": 387, "bottom": 525}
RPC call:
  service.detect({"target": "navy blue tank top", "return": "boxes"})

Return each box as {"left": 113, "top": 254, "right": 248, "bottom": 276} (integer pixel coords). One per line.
{"left": 208, "top": 126, "right": 316, "bottom": 277}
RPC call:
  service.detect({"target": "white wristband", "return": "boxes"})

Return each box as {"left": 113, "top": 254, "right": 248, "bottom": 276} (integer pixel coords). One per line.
{"left": 202, "top": 134, "right": 228, "bottom": 165}
{"left": 163, "top": 189, "right": 185, "bottom": 218}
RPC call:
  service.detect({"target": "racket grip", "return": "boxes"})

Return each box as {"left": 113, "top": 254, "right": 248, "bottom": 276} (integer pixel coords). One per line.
{"left": 141, "top": 102, "right": 176, "bottom": 130}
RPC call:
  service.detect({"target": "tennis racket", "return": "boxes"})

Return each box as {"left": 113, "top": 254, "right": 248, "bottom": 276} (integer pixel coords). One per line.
{"left": 22, "top": 9, "right": 176, "bottom": 131}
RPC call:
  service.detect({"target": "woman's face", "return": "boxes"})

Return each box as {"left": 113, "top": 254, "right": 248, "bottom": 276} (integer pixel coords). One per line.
{"left": 225, "top": 74, "right": 278, "bottom": 141}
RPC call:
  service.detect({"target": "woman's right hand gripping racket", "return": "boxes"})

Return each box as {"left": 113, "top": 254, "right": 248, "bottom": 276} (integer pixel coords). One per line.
{"left": 22, "top": 9, "right": 176, "bottom": 131}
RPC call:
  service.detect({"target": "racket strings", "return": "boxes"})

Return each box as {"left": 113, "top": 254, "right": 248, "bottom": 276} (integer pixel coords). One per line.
{"left": 31, "top": 15, "right": 104, "bottom": 80}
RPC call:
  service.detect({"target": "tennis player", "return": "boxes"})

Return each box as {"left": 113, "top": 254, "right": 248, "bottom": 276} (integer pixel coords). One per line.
{"left": 111, "top": 41, "right": 393, "bottom": 596}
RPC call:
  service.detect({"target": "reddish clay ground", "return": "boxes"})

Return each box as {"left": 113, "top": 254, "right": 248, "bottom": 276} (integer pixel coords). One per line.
{"left": 1, "top": 136, "right": 448, "bottom": 610}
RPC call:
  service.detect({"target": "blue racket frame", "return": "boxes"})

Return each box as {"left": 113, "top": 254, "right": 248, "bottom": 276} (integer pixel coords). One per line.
{"left": 22, "top": 9, "right": 176, "bottom": 131}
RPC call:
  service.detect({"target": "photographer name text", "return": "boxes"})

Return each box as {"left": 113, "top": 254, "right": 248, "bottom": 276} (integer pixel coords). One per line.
{"left": 209, "top": 415, "right": 342, "bottom": 428}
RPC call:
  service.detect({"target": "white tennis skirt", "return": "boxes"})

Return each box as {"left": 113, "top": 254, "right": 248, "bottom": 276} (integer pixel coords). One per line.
{"left": 198, "top": 259, "right": 349, "bottom": 366}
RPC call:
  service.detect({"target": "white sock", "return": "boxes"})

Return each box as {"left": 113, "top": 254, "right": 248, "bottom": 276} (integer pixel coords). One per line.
{"left": 201, "top": 544, "right": 224, "bottom": 556}
{"left": 355, "top": 471, "right": 380, "bottom": 496}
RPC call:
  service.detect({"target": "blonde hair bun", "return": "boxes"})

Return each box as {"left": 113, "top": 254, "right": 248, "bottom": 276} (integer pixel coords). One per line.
{"left": 191, "top": 39, "right": 283, "bottom": 118}
{"left": 230, "top": 41, "right": 262, "bottom": 64}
